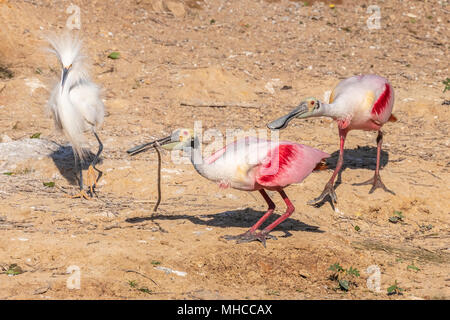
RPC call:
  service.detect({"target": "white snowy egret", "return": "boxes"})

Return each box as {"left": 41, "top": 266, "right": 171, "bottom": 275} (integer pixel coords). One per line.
{"left": 47, "top": 32, "right": 105, "bottom": 199}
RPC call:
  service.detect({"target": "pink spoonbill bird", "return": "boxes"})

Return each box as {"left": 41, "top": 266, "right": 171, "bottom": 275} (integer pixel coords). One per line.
{"left": 127, "top": 129, "right": 329, "bottom": 246}
{"left": 267, "top": 74, "right": 397, "bottom": 205}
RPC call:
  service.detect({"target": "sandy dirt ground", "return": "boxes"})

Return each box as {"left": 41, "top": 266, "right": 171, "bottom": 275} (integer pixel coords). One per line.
{"left": 0, "top": 0, "right": 449, "bottom": 299}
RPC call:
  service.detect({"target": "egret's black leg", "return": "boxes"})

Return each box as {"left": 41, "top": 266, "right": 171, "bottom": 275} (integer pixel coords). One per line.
{"left": 86, "top": 132, "right": 103, "bottom": 196}
{"left": 92, "top": 132, "right": 103, "bottom": 183}
{"left": 70, "top": 152, "right": 90, "bottom": 199}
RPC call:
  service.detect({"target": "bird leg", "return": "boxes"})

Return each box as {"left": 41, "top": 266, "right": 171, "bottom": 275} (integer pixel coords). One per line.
{"left": 225, "top": 190, "right": 295, "bottom": 248}
{"left": 353, "top": 131, "right": 395, "bottom": 195}
{"left": 308, "top": 130, "right": 347, "bottom": 205}
{"left": 86, "top": 132, "right": 104, "bottom": 197}
{"left": 69, "top": 154, "right": 91, "bottom": 200}
{"left": 223, "top": 189, "right": 277, "bottom": 245}
{"left": 254, "top": 190, "right": 294, "bottom": 247}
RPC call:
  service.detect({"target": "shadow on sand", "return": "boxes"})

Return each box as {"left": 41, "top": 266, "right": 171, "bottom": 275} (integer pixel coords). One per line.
{"left": 49, "top": 144, "right": 102, "bottom": 185}
{"left": 126, "top": 207, "right": 324, "bottom": 238}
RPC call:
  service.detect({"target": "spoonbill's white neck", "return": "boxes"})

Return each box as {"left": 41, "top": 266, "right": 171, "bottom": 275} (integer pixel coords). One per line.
{"left": 320, "top": 101, "right": 348, "bottom": 120}
{"left": 187, "top": 136, "right": 209, "bottom": 179}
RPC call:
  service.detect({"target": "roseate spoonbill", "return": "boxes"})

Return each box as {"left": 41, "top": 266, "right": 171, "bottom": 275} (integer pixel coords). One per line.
{"left": 127, "top": 129, "right": 329, "bottom": 247}
{"left": 47, "top": 33, "right": 105, "bottom": 199}
{"left": 267, "top": 74, "right": 396, "bottom": 205}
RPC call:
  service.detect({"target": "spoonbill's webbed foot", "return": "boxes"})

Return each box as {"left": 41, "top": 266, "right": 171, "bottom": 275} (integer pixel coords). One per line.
{"left": 223, "top": 230, "right": 277, "bottom": 248}
{"left": 353, "top": 173, "right": 395, "bottom": 195}
{"left": 307, "top": 182, "right": 337, "bottom": 205}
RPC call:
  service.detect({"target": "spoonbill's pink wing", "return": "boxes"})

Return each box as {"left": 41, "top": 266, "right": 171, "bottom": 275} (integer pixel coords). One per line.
{"left": 256, "top": 143, "right": 330, "bottom": 188}
{"left": 370, "top": 82, "right": 394, "bottom": 124}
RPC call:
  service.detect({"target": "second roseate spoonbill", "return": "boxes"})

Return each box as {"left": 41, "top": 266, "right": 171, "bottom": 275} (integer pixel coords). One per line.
{"left": 127, "top": 129, "right": 329, "bottom": 247}
{"left": 267, "top": 74, "right": 397, "bottom": 205}
{"left": 47, "top": 32, "right": 105, "bottom": 199}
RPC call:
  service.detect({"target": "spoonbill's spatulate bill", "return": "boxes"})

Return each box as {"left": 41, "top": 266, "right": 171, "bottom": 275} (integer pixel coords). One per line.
{"left": 268, "top": 74, "right": 396, "bottom": 205}
{"left": 128, "top": 129, "right": 329, "bottom": 247}
{"left": 47, "top": 32, "right": 105, "bottom": 199}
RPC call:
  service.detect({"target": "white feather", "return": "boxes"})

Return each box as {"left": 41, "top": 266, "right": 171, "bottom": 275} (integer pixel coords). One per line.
{"left": 47, "top": 32, "right": 104, "bottom": 160}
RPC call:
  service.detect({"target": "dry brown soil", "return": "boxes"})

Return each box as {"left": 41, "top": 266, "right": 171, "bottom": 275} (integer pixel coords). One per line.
{"left": 0, "top": 0, "right": 449, "bottom": 299}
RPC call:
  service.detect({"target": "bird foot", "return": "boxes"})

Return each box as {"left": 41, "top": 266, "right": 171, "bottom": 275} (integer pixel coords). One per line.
{"left": 222, "top": 230, "right": 277, "bottom": 248}
{"left": 68, "top": 189, "right": 91, "bottom": 200}
{"left": 86, "top": 165, "right": 98, "bottom": 197}
{"left": 353, "top": 174, "right": 395, "bottom": 195}
{"left": 307, "top": 182, "right": 337, "bottom": 206}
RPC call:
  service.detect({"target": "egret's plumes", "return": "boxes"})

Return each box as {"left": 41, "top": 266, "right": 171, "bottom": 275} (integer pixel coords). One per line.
{"left": 47, "top": 32, "right": 104, "bottom": 161}
{"left": 47, "top": 32, "right": 84, "bottom": 70}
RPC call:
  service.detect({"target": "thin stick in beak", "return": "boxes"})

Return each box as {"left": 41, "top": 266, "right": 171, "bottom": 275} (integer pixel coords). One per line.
{"left": 127, "top": 136, "right": 171, "bottom": 155}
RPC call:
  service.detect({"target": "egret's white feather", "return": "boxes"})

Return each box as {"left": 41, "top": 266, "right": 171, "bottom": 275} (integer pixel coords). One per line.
{"left": 46, "top": 32, "right": 104, "bottom": 160}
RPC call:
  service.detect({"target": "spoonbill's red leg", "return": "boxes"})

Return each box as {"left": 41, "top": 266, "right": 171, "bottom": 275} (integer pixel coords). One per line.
{"left": 353, "top": 131, "right": 395, "bottom": 195}
{"left": 226, "top": 190, "right": 295, "bottom": 248}
{"left": 308, "top": 129, "right": 347, "bottom": 205}
{"left": 223, "top": 189, "right": 276, "bottom": 243}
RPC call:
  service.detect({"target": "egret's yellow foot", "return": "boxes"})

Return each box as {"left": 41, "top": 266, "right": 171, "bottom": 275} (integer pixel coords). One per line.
{"left": 68, "top": 189, "right": 91, "bottom": 200}
{"left": 86, "top": 165, "right": 97, "bottom": 195}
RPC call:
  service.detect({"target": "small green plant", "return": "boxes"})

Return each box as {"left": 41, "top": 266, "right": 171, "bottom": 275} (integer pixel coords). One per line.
{"left": 30, "top": 133, "right": 41, "bottom": 139}
{"left": 138, "top": 287, "right": 153, "bottom": 294}
{"left": 389, "top": 211, "right": 404, "bottom": 223}
{"left": 108, "top": 51, "right": 120, "bottom": 59}
{"left": 210, "top": 19, "right": 215, "bottom": 24}
{"left": 151, "top": 260, "right": 161, "bottom": 265}
{"left": 3, "top": 172, "right": 13, "bottom": 176}
{"left": 43, "top": 182, "right": 55, "bottom": 188}
{"left": 346, "top": 266, "right": 360, "bottom": 277}
{"left": 3, "top": 264, "right": 24, "bottom": 276}
{"left": 407, "top": 263, "right": 420, "bottom": 272}
{"left": 266, "top": 289, "right": 280, "bottom": 296}
{"left": 387, "top": 280, "right": 404, "bottom": 295}
{"left": 328, "top": 263, "right": 344, "bottom": 273}
{"left": 328, "top": 263, "right": 360, "bottom": 292}
{"left": 354, "top": 225, "right": 360, "bottom": 232}
{"left": 128, "top": 280, "right": 154, "bottom": 295}
{"left": 443, "top": 78, "right": 450, "bottom": 93}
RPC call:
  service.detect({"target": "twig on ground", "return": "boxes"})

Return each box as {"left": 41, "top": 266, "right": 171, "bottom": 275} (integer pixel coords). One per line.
{"left": 123, "top": 269, "right": 159, "bottom": 287}
{"left": 153, "top": 142, "right": 162, "bottom": 213}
